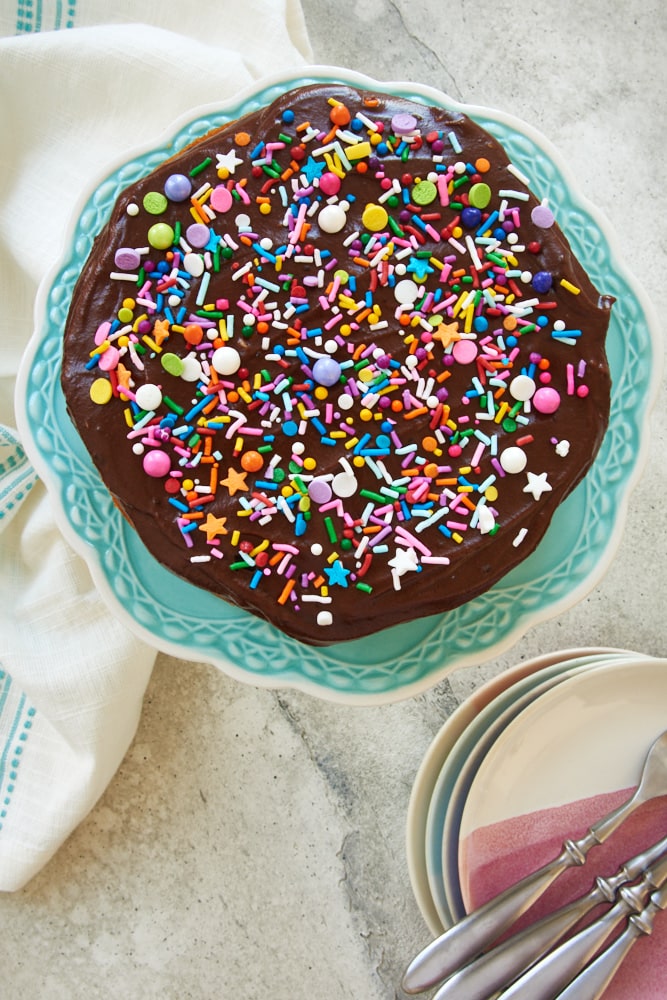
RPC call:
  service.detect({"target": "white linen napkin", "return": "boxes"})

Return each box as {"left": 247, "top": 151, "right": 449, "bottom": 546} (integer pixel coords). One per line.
{"left": 0, "top": 0, "right": 311, "bottom": 892}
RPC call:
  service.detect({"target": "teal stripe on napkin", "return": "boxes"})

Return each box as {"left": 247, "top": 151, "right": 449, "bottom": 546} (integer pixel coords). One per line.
{"left": 0, "top": 425, "right": 38, "bottom": 526}
{"left": 0, "top": 669, "right": 36, "bottom": 832}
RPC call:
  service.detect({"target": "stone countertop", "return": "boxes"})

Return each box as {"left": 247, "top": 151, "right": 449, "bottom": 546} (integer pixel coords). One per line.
{"left": 2, "top": 2, "right": 666, "bottom": 997}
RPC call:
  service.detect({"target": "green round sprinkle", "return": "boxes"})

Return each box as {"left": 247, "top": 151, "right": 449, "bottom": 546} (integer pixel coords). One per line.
{"left": 143, "top": 191, "right": 168, "bottom": 215}
{"left": 468, "top": 182, "right": 492, "bottom": 209}
{"left": 161, "top": 352, "right": 185, "bottom": 376}
{"left": 147, "top": 223, "right": 174, "bottom": 249}
{"left": 412, "top": 179, "right": 437, "bottom": 206}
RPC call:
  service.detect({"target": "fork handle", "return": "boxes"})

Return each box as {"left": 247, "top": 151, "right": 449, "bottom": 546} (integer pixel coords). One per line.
{"left": 556, "top": 883, "right": 667, "bottom": 1000}
{"left": 403, "top": 847, "right": 575, "bottom": 993}
{"left": 402, "top": 798, "right": 635, "bottom": 994}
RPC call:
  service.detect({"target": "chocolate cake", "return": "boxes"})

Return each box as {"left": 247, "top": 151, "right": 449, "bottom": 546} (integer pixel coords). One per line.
{"left": 61, "top": 82, "right": 612, "bottom": 645}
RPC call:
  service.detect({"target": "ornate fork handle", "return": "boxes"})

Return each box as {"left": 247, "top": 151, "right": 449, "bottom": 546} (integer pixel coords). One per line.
{"left": 556, "top": 881, "right": 667, "bottom": 1000}
{"left": 403, "top": 802, "right": 633, "bottom": 994}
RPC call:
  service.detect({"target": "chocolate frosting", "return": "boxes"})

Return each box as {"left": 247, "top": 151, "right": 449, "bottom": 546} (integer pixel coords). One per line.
{"left": 61, "top": 83, "right": 612, "bottom": 644}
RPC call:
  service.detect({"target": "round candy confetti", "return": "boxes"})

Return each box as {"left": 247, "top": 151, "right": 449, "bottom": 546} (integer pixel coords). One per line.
{"left": 500, "top": 446, "right": 528, "bottom": 474}
{"left": 468, "top": 182, "right": 491, "bottom": 209}
{"left": 318, "top": 204, "right": 347, "bottom": 234}
{"left": 114, "top": 247, "right": 141, "bottom": 270}
{"left": 392, "top": 112, "right": 418, "bottom": 134}
{"left": 180, "top": 356, "right": 203, "bottom": 382}
{"left": 362, "top": 203, "right": 389, "bottom": 232}
{"left": 143, "top": 450, "right": 171, "bottom": 478}
{"left": 90, "top": 378, "right": 112, "bottom": 405}
{"left": 135, "top": 383, "right": 163, "bottom": 411}
{"left": 308, "top": 478, "right": 333, "bottom": 504}
{"left": 164, "top": 173, "right": 192, "bottom": 202}
{"left": 98, "top": 345, "right": 120, "bottom": 371}
{"left": 143, "top": 191, "right": 168, "bottom": 215}
{"left": 212, "top": 345, "right": 241, "bottom": 375}
{"left": 147, "top": 223, "right": 174, "bottom": 250}
{"left": 394, "top": 278, "right": 419, "bottom": 305}
{"left": 183, "top": 252, "right": 205, "bottom": 277}
{"left": 312, "top": 357, "right": 342, "bottom": 387}
{"left": 161, "top": 352, "right": 185, "bottom": 377}
{"left": 332, "top": 471, "right": 357, "bottom": 498}
{"left": 510, "top": 374, "right": 537, "bottom": 401}
{"left": 452, "top": 339, "right": 478, "bottom": 364}
{"left": 210, "top": 185, "right": 233, "bottom": 212}
{"left": 186, "top": 223, "right": 210, "bottom": 248}
{"left": 533, "top": 386, "right": 561, "bottom": 414}
{"left": 412, "top": 180, "right": 437, "bottom": 206}
{"left": 531, "top": 202, "right": 555, "bottom": 228}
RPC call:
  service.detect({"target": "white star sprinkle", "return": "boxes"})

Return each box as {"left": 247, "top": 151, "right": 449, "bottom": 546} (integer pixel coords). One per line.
{"left": 216, "top": 150, "right": 244, "bottom": 175}
{"left": 523, "top": 471, "right": 552, "bottom": 501}
{"left": 476, "top": 504, "right": 496, "bottom": 534}
{"left": 388, "top": 546, "right": 420, "bottom": 590}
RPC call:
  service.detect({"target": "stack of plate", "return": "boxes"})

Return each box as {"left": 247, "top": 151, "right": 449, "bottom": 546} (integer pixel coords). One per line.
{"left": 406, "top": 649, "right": 667, "bottom": 999}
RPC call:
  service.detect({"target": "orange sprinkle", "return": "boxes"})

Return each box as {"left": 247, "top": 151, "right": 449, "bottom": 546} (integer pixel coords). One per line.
{"left": 277, "top": 578, "right": 296, "bottom": 605}
{"left": 234, "top": 131, "right": 251, "bottom": 146}
{"left": 189, "top": 201, "right": 209, "bottom": 225}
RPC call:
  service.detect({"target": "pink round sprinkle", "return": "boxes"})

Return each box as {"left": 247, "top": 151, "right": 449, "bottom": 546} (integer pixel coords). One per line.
{"left": 533, "top": 386, "right": 561, "bottom": 414}
{"left": 319, "top": 171, "right": 342, "bottom": 196}
{"left": 452, "top": 339, "right": 478, "bottom": 365}
{"left": 143, "top": 450, "right": 171, "bottom": 478}
{"left": 577, "top": 384, "right": 590, "bottom": 398}
{"left": 210, "top": 185, "right": 233, "bottom": 213}
{"left": 94, "top": 321, "right": 111, "bottom": 346}
{"left": 98, "top": 344, "right": 120, "bottom": 371}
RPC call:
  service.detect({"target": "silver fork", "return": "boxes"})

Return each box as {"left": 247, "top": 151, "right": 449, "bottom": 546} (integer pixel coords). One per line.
{"left": 557, "top": 880, "right": 667, "bottom": 1000}
{"left": 402, "top": 729, "right": 667, "bottom": 995}
{"left": 494, "top": 848, "right": 667, "bottom": 999}
{"left": 425, "top": 834, "right": 667, "bottom": 1000}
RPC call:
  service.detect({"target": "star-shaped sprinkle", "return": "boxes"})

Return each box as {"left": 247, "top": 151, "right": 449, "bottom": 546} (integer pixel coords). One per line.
{"left": 388, "top": 546, "right": 420, "bottom": 590}
{"left": 219, "top": 467, "right": 249, "bottom": 496}
{"left": 152, "top": 318, "right": 171, "bottom": 346}
{"left": 407, "top": 256, "right": 435, "bottom": 281}
{"left": 216, "top": 149, "right": 244, "bottom": 175}
{"left": 300, "top": 155, "right": 326, "bottom": 184}
{"left": 324, "top": 559, "right": 351, "bottom": 588}
{"left": 116, "top": 362, "right": 133, "bottom": 392}
{"left": 476, "top": 504, "right": 496, "bottom": 534}
{"left": 523, "top": 471, "right": 552, "bottom": 501}
{"left": 431, "top": 320, "right": 461, "bottom": 349}
{"left": 198, "top": 513, "right": 228, "bottom": 542}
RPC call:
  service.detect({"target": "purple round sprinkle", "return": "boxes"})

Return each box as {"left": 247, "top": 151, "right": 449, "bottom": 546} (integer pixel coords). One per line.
{"left": 164, "top": 173, "right": 192, "bottom": 202}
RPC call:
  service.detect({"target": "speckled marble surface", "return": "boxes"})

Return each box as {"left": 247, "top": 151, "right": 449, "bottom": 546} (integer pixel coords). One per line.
{"left": 2, "top": 2, "right": 666, "bottom": 997}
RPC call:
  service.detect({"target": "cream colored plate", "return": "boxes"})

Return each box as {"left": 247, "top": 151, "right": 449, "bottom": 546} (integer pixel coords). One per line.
{"left": 405, "top": 647, "right": 631, "bottom": 934}
{"left": 458, "top": 655, "right": 667, "bottom": 912}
